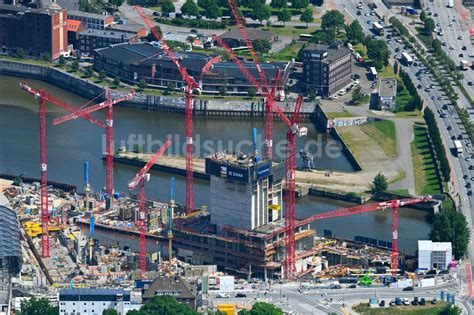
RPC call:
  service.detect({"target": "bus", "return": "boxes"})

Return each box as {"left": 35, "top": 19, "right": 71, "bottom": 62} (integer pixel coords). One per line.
{"left": 454, "top": 140, "right": 463, "bottom": 156}
{"left": 401, "top": 52, "right": 413, "bottom": 65}
{"left": 372, "top": 22, "right": 384, "bottom": 35}
{"left": 299, "top": 34, "right": 313, "bottom": 42}
{"left": 369, "top": 67, "right": 378, "bottom": 80}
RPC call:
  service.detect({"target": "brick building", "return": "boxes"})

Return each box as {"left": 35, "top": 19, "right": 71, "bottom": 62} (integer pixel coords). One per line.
{"left": 302, "top": 44, "right": 352, "bottom": 98}
{"left": 0, "top": 4, "right": 67, "bottom": 59}
{"left": 67, "top": 10, "right": 113, "bottom": 29}
{"left": 78, "top": 28, "right": 138, "bottom": 55}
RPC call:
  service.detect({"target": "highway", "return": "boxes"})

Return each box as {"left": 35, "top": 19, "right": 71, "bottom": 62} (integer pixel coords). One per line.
{"left": 426, "top": 0, "right": 474, "bottom": 95}
{"left": 337, "top": 0, "right": 474, "bottom": 311}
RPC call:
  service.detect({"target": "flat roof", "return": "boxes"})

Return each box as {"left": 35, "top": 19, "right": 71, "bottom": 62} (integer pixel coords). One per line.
{"left": 379, "top": 78, "right": 397, "bottom": 97}
{"left": 303, "top": 44, "right": 351, "bottom": 63}
{"left": 0, "top": 3, "right": 63, "bottom": 14}
{"left": 79, "top": 28, "right": 136, "bottom": 40}
{"left": 418, "top": 240, "right": 452, "bottom": 251}
{"left": 68, "top": 9, "right": 111, "bottom": 20}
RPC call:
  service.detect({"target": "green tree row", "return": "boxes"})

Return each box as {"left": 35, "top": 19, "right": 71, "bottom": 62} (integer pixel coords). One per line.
{"left": 398, "top": 69, "right": 423, "bottom": 111}
{"left": 423, "top": 108, "right": 451, "bottom": 181}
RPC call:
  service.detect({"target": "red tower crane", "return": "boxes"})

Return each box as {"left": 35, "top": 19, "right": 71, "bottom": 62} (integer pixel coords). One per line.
{"left": 213, "top": 34, "right": 306, "bottom": 278}
{"left": 225, "top": 0, "right": 276, "bottom": 159}
{"left": 136, "top": 5, "right": 198, "bottom": 214}
{"left": 128, "top": 138, "right": 172, "bottom": 279}
{"left": 19, "top": 82, "right": 103, "bottom": 258}
{"left": 52, "top": 89, "right": 135, "bottom": 203}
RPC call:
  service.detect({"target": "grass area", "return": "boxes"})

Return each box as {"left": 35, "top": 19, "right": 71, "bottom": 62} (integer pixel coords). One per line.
{"left": 388, "top": 188, "right": 410, "bottom": 196}
{"left": 262, "top": 25, "right": 319, "bottom": 36}
{"left": 353, "top": 302, "right": 449, "bottom": 314}
{"left": 325, "top": 110, "right": 352, "bottom": 119}
{"left": 379, "top": 64, "right": 397, "bottom": 79}
{"left": 1, "top": 55, "right": 53, "bottom": 67}
{"left": 411, "top": 125, "right": 442, "bottom": 195}
{"left": 270, "top": 42, "right": 303, "bottom": 62}
{"left": 360, "top": 120, "right": 398, "bottom": 158}
{"left": 395, "top": 109, "right": 422, "bottom": 118}
{"left": 396, "top": 88, "right": 413, "bottom": 112}
{"left": 388, "top": 170, "right": 407, "bottom": 184}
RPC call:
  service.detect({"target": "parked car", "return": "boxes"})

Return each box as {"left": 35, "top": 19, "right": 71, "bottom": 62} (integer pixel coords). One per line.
{"left": 431, "top": 298, "right": 437, "bottom": 304}
{"left": 420, "top": 298, "right": 426, "bottom": 305}
{"left": 379, "top": 300, "right": 386, "bottom": 307}
{"left": 395, "top": 297, "right": 403, "bottom": 305}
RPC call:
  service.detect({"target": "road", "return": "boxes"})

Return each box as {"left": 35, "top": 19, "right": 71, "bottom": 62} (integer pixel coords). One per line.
{"left": 338, "top": 0, "right": 474, "bottom": 310}
{"left": 207, "top": 280, "right": 467, "bottom": 314}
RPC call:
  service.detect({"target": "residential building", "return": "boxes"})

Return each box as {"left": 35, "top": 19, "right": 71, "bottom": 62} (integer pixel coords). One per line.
{"left": 93, "top": 42, "right": 289, "bottom": 94}
{"left": 220, "top": 29, "right": 276, "bottom": 48}
{"left": 66, "top": 19, "right": 84, "bottom": 48}
{"left": 302, "top": 44, "right": 352, "bottom": 98}
{"left": 142, "top": 276, "right": 199, "bottom": 310}
{"left": 205, "top": 151, "right": 285, "bottom": 230}
{"left": 59, "top": 288, "right": 137, "bottom": 315}
{"left": 106, "top": 23, "right": 147, "bottom": 38}
{"left": 67, "top": 10, "right": 113, "bottom": 29}
{"left": 378, "top": 78, "right": 397, "bottom": 111}
{"left": 78, "top": 29, "right": 138, "bottom": 55}
{"left": 418, "top": 240, "right": 452, "bottom": 270}
{"left": 0, "top": 4, "right": 67, "bottom": 59}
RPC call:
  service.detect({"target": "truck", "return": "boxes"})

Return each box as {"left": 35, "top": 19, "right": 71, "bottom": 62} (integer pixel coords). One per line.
{"left": 447, "top": 0, "right": 453, "bottom": 7}
{"left": 454, "top": 140, "right": 463, "bottom": 156}
{"left": 372, "top": 22, "right": 384, "bottom": 35}
{"left": 402, "top": 52, "right": 414, "bottom": 66}
{"left": 460, "top": 60, "right": 469, "bottom": 70}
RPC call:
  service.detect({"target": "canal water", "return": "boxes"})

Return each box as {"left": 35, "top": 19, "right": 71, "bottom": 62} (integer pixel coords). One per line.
{"left": 0, "top": 75, "right": 431, "bottom": 253}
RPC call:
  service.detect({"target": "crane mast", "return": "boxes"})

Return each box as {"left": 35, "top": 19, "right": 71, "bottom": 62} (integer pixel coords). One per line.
{"left": 136, "top": 5, "right": 198, "bottom": 214}
{"left": 19, "top": 83, "right": 104, "bottom": 258}
{"left": 128, "top": 138, "right": 171, "bottom": 279}
{"left": 168, "top": 177, "right": 175, "bottom": 276}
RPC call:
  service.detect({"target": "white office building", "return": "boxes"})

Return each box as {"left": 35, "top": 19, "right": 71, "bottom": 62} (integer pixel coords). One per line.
{"left": 418, "top": 240, "right": 452, "bottom": 270}
{"left": 59, "top": 288, "right": 139, "bottom": 315}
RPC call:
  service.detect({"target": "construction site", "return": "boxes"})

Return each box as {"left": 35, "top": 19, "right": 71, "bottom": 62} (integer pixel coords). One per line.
{"left": 0, "top": 4, "right": 441, "bottom": 291}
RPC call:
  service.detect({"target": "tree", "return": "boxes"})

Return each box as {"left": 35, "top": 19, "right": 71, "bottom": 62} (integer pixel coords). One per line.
{"left": 127, "top": 296, "right": 198, "bottom": 315}
{"left": 299, "top": 8, "right": 313, "bottom": 27}
{"left": 206, "top": 4, "right": 222, "bottom": 20}
{"left": 430, "top": 204, "right": 469, "bottom": 260}
{"left": 345, "top": 20, "right": 364, "bottom": 44}
{"left": 240, "top": 302, "right": 283, "bottom": 315}
{"left": 17, "top": 297, "right": 58, "bottom": 315}
{"left": 311, "top": 29, "right": 336, "bottom": 44}
{"left": 164, "top": 81, "right": 174, "bottom": 95}
{"left": 321, "top": 10, "right": 345, "bottom": 32}
{"left": 424, "top": 17, "right": 436, "bottom": 33}
{"left": 351, "top": 86, "right": 365, "bottom": 104}
{"left": 278, "top": 8, "right": 292, "bottom": 26}
{"left": 99, "top": 70, "right": 106, "bottom": 81}
{"left": 439, "top": 305, "right": 462, "bottom": 315}
{"left": 247, "top": 87, "right": 256, "bottom": 98}
{"left": 58, "top": 55, "right": 66, "bottom": 66}
{"left": 109, "top": 0, "right": 124, "bottom": 7}
{"left": 198, "top": 0, "right": 216, "bottom": 8}
{"left": 252, "top": 3, "right": 271, "bottom": 25}
{"left": 84, "top": 65, "right": 93, "bottom": 77}
{"left": 253, "top": 39, "right": 271, "bottom": 54}
{"left": 102, "top": 310, "right": 119, "bottom": 315}
{"left": 42, "top": 52, "right": 51, "bottom": 62}
{"left": 291, "top": 0, "right": 308, "bottom": 9}
{"left": 366, "top": 39, "right": 390, "bottom": 69}
{"left": 393, "top": 60, "right": 399, "bottom": 75}
{"left": 371, "top": 172, "right": 388, "bottom": 193}
{"left": 138, "top": 79, "right": 147, "bottom": 91}
{"left": 308, "top": 89, "right": 316, "bottom": 101}
{"left": 161, "top": 0, "right": 175, "bottom": 15}
{"left": 17, "top": 47, "right": 26, "bottom": 58}
{"left": 219, "top": 86, "right": 227, "bottom": 96}
{"left": 71, "top": 59, "right": 79, "bottom": 71}
{"left": 271, "top": 0, "right": 287, "bottom": 9}
{"left": 113, "top": 75, "right": 120, "bottom": 86}
{"left": 420, "top": 10, "right": 427, "bottom": 22}
{"left": 181, "top": 0, "right": 199, "bottom": 16}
